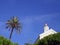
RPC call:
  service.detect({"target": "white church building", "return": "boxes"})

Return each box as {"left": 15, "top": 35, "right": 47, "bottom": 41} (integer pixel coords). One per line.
{"left": 35, "top": 24, "right": 57, "bottom": 43}
{"left": 39, "top": 24, "right": 57, "bottom": 39}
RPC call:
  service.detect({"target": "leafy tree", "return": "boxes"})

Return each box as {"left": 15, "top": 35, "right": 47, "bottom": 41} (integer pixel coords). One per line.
{"left": 34, "top": 33, "right": 60, "bottom": 45}
{"left": 0, "top": 36, "right": 18, "bottom": 45}
{"left": 6, "top": 16, "right": 22, "bottom": 39}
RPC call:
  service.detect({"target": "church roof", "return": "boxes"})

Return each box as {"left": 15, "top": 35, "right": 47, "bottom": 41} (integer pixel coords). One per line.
{"left": 40, "top": 28, "right": 57, "bottom": 39}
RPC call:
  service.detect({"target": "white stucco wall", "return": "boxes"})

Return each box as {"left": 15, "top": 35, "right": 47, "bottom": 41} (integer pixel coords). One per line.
{"left": 39, "top": 28, "right": 57, "bottom": 39}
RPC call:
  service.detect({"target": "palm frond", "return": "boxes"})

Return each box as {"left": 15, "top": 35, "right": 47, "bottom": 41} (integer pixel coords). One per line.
{"left": 6, "top": 16, "right": 22, "bottom": 32}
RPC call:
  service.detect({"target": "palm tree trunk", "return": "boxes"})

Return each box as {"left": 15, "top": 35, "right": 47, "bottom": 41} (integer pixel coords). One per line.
{"left": 3, "top": 41, "right": 4, "bottom": 45}
{"left": 9, "top": 28, "right": 14, "bottom": 39}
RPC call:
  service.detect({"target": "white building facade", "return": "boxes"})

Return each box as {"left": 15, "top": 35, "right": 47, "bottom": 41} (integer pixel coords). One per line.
{"left": 39, "top": 24, "right": 57, "bottom": 40}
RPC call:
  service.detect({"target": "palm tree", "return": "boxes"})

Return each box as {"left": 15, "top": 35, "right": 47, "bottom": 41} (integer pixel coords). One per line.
{"left": 6, "top": 16, "right": 22, "bottom": 39}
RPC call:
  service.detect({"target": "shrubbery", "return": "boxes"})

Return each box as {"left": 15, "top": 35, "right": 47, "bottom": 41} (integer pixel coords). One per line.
{"left": 34, "top": 33, "right": 60, "bottom": 45}
{"left": 0, "top": 36, "right": 18, "bottom": 45}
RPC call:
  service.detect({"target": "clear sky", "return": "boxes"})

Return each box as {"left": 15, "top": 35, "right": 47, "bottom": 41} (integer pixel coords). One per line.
{"left": 0, "top": 0, "right": 60, "bottom": 45}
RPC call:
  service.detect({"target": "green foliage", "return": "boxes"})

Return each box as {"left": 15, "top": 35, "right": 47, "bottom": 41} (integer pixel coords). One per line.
{"left": 0, "top": 36, "right": 18, "bottom": 45}
{"left": 34, "top": 33, "right": 60, "bottom": 45}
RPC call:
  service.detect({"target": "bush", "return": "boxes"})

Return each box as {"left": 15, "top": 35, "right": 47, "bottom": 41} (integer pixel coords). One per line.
{"left": 34, "top": 33, "right": 60, "bottom": 45}
{"left": 0, "top": 36, "right": 18, "bottom": 45}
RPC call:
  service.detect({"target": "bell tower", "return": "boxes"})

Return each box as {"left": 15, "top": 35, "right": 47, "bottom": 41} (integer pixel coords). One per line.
{"left": 44, "top": 24, "right": 49, "bottom": 32}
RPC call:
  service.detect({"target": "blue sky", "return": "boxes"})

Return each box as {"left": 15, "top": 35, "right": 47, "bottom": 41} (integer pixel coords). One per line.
{"left": 0, "top": 0, "right": 60, "bottom": 45}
